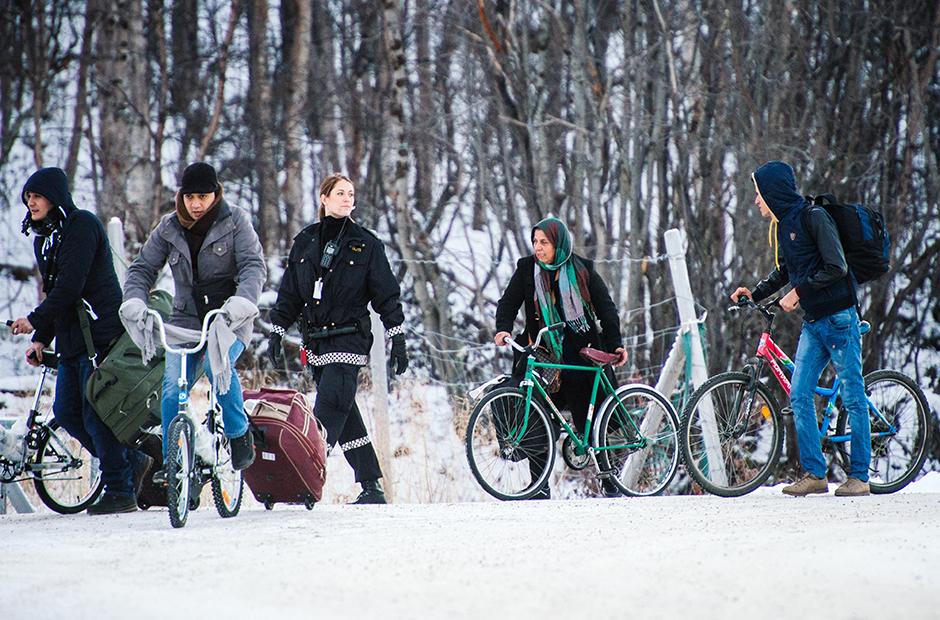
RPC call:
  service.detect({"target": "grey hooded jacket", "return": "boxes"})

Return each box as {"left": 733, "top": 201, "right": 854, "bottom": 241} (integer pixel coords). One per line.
{"left": 123, "top": 199, "right": 266, "bottom": 344}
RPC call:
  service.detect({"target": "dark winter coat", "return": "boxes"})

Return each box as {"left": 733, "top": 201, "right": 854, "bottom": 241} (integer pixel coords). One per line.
{"left": 123, "top": 198, "right": 266, "bottom": 343}
{"left": 751, "top": 161, "right": 857, "bottom": 320}
{"left": 269, "top": 218, "right": 405, "bottom": 362}
{"left": 22, "top": 169, "right": 124, "bottom": 359}
{"left": 495, "top": 254, "right": 623, "bottom": 353}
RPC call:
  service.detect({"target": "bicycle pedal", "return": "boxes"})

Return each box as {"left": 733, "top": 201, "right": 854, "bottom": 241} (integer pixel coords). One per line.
{"left": 595, "top": 469, "right": 618, "bottom": 480}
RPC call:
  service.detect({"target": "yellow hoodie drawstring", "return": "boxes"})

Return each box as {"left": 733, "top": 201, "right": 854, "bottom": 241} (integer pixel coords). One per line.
{"left": 754, "top": 173, "right": 781, "bottom": 270}
{"left": 768, "top": 218, "right": 780, "bottom": 269}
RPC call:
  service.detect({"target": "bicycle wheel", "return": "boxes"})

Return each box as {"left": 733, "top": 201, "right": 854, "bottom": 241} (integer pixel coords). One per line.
{"left": 212, "top": 435, "right": 244, "bottom": 518}
{"left": 835, "top": 370, "right": 931, "bottom": 494}
{"left": 465, "top": 387, "right": 556, "bottom": 501}
{"left": 33, "top": 421, "right": 103, "bottom": 514}
{"left": 166, "top": 417, "right": 194, "bottom": 528}
{"left": 596, "top": 385, "right": 680, "bottom": 496}
{"left": 681, "top": 372, "right": 783, "bottom": 497}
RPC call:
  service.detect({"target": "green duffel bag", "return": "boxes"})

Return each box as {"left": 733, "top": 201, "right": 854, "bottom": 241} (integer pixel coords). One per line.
{"left": 84, "top": 289, "right": 173, "bottom": 446}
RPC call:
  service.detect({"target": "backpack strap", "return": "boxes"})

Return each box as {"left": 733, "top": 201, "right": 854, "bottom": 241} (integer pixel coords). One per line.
{"left": 76, "top": 300, "right": 98, "bottom": 369}
{"left": 807, "top": 193, "right": 839, "bottom": 207}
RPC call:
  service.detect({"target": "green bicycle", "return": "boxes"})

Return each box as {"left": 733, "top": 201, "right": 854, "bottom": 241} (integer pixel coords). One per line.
{"left": 466, "top": 323, "right": 681, "bottom": 500}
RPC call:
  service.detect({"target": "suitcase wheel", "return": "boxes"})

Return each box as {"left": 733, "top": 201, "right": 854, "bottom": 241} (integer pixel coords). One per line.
{"left": 304, "top": 496, "right": 315, "bottom": 510}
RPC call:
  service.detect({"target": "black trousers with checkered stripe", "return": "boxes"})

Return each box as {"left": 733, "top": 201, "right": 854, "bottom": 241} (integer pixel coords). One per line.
{"left": 312, "top": 363, "right": 383, "bottom": 483}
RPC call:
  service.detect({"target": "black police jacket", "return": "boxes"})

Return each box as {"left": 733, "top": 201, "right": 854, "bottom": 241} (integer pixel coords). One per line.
{"left": 270, "top": 219, "right": 405, "bottom": 359}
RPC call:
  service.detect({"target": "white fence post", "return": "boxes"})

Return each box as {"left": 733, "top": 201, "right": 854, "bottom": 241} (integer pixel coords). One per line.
{"left": 621, "top": 333, "right": 684, "bottom": 489}
{"left": 368, "top": 306, "right": 394, "bottom": 501}
{"left": 108, "top": 217, "right": 127, "bottom": 285}
{"left": 664, "top": 228, "right": 727, "bottom": 486}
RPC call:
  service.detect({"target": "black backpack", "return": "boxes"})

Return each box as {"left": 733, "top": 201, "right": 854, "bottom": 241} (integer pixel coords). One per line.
{"left": 804, "top": 194, "right": 891, "bottom": 284}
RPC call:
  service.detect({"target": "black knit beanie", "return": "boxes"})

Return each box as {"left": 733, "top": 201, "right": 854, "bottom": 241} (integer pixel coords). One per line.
{"left": 179, "top": 162, "right": 220, "bottom": 194}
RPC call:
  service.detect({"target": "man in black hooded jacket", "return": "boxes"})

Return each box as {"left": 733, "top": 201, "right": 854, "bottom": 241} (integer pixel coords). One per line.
{"left": 9, "top": 167, "right": 149, "bottom": 514}
{"left": 730, "top": 161, "right": 870, "bottom": 498}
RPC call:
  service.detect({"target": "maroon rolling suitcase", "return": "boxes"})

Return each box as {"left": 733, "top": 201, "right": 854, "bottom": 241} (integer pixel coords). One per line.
{"left": 242, "top": 388, "right": 327, "bottom": 510}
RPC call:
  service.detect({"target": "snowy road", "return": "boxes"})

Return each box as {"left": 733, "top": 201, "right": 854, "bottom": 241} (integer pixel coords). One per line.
{"left": 1, "top": 491, "right": 938, "bottom": 620}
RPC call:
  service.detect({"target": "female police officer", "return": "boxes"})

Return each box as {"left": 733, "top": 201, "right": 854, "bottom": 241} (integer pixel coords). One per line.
{"left": 268, "top": 173, "right": 407, "bottom": 505}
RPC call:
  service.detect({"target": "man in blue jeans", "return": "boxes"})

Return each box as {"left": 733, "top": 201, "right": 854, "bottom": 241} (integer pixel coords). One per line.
{"left": 731, "top": 160, "right": 871, "bottom": 497}
{"left": 122, "top": 162, "right": 264, "bottom": 480}
{"left": 159, "top": 340, "right": 248, "bottom": 458}
{"left": 10, "top": 167, "right": 151, "bottom": 514}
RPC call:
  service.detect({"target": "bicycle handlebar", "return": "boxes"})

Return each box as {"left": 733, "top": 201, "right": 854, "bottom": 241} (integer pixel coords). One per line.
{"left": 144, "top": 307, "right": 226, "bottom": 355}
{"left": 728, "top": 296, "right": 779, "bottom": 322}
{"left": 504, "top": 321, "right": 566, "bottom": 354}
{"left": 4, "top": 320, "right": 12, "bottom": 327}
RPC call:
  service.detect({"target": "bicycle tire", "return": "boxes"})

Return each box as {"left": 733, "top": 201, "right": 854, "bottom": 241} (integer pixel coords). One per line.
{"left": 166, "top": 417, "right": 194, "bottom": 528}
{"left": 835, "top": 369, "right": 932, "bottom": 494}
{"left": 211, "top": 435, "right": 244, "bottom": 518}
{"left": 465, "top": 387, "right": 555, "bottom": 501}
{"left": 680, "top": 372, "right": 783, "bottom": 497}
{"left": 596, "top": 385, "right": 680, "bottom": 496}
{"left": 33, "top": 420, "right": 104, "bottom": 514}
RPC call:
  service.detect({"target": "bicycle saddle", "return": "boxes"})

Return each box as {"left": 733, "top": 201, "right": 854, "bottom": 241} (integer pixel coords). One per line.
{"left": 579, "top": 347, "right": 619, "bottom": 366}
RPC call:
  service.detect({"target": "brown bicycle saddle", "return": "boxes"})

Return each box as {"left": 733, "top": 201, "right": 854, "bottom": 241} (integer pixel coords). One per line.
{"left": 579, "top": 347, "right": 620, "bottom": 366}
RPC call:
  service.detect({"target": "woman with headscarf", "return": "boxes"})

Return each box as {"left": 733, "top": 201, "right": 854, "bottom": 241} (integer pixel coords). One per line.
{"left": 494, "top": 216, "right": 626, "bottom": 498}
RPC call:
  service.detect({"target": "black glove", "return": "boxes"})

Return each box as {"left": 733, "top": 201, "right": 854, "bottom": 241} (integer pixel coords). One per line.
{"left": 268, "top": 332, "right": 283, "bottom": 367}
{"left": 389, "top": 334, "right": 408, "bottom": 375}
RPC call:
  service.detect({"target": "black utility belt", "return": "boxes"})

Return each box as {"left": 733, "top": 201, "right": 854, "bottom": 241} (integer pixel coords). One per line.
{"left": 304, "top": 323, "right": 363, "bottom": 340}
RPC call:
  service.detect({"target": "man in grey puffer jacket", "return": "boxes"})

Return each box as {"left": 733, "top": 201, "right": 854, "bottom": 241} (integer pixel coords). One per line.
{"left": 123, "top": 162, "right": 266, "bottom": 482}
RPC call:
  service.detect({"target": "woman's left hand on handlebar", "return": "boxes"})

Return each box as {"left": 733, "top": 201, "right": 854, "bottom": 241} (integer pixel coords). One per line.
{"left": 612, "top": 347, "right": 627, "bottom": 367}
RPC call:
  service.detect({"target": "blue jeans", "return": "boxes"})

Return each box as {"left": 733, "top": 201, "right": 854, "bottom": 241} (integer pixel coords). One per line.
{"left": 790, "top": 306, "right": 870, "bottom": 481}
{"left": 53, "top": 354, "right": 134, "bottom": 497}
{"left": 160, "top": 340, "right": 248, "bottom": 458}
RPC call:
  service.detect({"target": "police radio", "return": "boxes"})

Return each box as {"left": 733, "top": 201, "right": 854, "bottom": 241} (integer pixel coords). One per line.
{"left": 320, "top": 239, "right": 339, "bottom": 269}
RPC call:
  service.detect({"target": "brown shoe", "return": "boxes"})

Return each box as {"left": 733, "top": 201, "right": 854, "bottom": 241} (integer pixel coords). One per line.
{"left": 782, "top": 473, "right": 828, "bottom": 497}
{"left": 834, "top": 477, "right": 870, "bottom": 497}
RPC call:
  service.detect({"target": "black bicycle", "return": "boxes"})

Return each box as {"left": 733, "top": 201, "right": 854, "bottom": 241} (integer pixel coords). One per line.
{"left": 0, "top": 337, "right": 103, "bottom": 513}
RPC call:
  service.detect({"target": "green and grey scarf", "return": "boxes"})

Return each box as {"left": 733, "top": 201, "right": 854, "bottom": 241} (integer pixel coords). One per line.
{"left": 532, "top": 217, "right": 594, "bottom": 359}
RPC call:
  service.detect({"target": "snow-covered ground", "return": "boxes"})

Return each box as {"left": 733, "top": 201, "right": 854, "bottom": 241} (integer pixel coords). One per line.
{"left": 1, "top": 486, "right": 938, "bottom": 619}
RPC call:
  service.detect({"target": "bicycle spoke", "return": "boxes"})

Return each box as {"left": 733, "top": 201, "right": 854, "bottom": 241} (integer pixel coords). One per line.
{"left": 681, "top": 373, "right": 781, "bottom": 496}
{"left": 466, "top": 388, "right": 555, "bottom": 500}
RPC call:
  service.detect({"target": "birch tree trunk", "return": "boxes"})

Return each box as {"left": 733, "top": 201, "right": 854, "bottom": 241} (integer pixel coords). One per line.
{"left": 94, "top": 0, "right": 155, "bottom": 241}
{"left": 246, "top": 0, "right": 280, "bottom": 251}
{"left": 280, "top": 0, "right": 311, "bottom": 240}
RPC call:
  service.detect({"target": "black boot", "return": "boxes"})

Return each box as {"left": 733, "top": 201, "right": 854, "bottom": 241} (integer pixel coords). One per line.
{"left": 87, "top": 492, "right": 138, "bottom": 515}
{"left": 601, "top": 478, "right": 623, "bottom": 498}
{"left": 529, "top": 485, "right": 551, "bottom": 500}
{"left": 132, "top": 452, "right": 154, "bottom": 497}
{"left": 349, "top": 480, "right": 387, "bottom": 505}
{"left": 230, "top": 430, "right": 256, "bottom": 471}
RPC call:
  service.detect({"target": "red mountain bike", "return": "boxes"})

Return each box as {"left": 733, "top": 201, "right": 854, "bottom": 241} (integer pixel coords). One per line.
{"left": 680, "top": 298, "right": 931, "bottom": 497}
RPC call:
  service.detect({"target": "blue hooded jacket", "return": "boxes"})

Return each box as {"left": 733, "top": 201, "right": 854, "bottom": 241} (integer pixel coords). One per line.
{"left": 22, "top": 167, "right": 124, "bottom": 358}
{"left": 752, "top": 161, "right": 856, "bottom": 320}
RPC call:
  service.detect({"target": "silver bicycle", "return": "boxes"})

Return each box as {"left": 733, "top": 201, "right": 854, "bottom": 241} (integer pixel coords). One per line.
{"left": 145, "top": 308, "right": 244, "bottom": 528}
